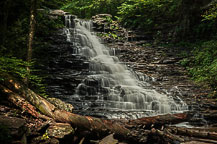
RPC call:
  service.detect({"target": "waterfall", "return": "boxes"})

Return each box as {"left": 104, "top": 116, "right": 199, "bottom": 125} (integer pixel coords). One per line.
{"left": 64, "top": 15, "right": 188, "bottom": 119}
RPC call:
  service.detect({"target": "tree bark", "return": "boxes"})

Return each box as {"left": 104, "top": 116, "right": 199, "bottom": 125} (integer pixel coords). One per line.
{"left": 167, "top": 126, "right": 217, "bottom": 141}
{"left": 0, "top": 84, "right": 40, "bottom": 118}
{"left": 175, "top": 0, "right": 213, "bottom": 40}
{"left": 151, "top": 128, "right": 185, "bottom": 143}
{"left": 0, "top": 84, "right": 52, "bottom": 121}
{"left": 26, "top": 0, "right": 37, "bottom": 84}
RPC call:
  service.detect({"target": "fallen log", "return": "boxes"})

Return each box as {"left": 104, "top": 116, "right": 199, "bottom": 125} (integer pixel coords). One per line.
{"left": 0, "top": 84, "right": 50, "bottom": 120}
{"left": 151, "top": 128, "right": 185, "bottom": 143}
{"left": 167, "top": 126, "right": 217, "bottom": 141}
{"left": 127, "top": 113, "right": 192, "bottom": 129}
{"left": 190, "top": 138, "right": 217, "bottom": 144}
{"left": 157, "top": 129, "right": 184, "bottom": 142}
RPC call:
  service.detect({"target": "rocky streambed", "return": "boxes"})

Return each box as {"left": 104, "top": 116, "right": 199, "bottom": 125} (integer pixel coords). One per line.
{"left": 108, "top": 40, "right": 217, "bottom": 126}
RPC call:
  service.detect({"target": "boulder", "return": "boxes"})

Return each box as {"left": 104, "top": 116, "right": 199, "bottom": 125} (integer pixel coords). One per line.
{"left": 46, "top": 123, "right": 74, "bottom": 139}
{"left": 0, "top": 115, "right": 28, "bottom": 144}
{"left": 49, "top": 10, "right": 65, "bottom": 16}
{"left": 92, "top": 14, "right": 112, "bottom": 19}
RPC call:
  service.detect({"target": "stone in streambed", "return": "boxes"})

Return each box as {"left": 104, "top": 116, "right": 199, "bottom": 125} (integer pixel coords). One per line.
{"left": 46, "top": 123, "right": 74, "bottom": 139}
{"left": 0, "top": 115, "right": 28, "bottom": 144}
{"left": 49, "top": 10, "right": 65, "bottom": 16}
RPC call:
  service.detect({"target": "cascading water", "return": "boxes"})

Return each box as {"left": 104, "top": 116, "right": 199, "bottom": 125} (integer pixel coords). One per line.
{"left": 64, "top": 15, "right": 188, "bottom": 119}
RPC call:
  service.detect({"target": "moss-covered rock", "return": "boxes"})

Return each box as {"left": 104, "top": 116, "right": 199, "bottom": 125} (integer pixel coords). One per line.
{"left": 47, "top": 98, "right": 74, "bottom": 112}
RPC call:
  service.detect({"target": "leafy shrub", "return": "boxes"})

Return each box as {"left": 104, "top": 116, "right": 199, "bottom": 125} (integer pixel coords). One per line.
{"left": 61, "top": 0, "right": 125, "bottom": 18}
{"left": 0, "top": 57, "right": 30, "bottom": 80}
{"left": 187, "top": 40, "right": 217, "bottom": 97}
{"left": 36, "top": 10, "right": 64, "bottom": 37}
{"left": 193, "top": 2, "right": 217, "bottom": 39}
{"left": 117, "top": 0, "right": 178, "bottom": 30}
{"left": 0, "top": 57, "right": 47, "bottom": 97}
{"left": 202, "top": 3, "right": 217, "bottom": 22}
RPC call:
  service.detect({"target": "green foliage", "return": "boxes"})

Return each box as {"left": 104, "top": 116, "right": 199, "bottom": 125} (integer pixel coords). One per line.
{"left": 182, "top": 40, "right": 217, "bottom": 97}
{"left": 189, "top": 2, "right": 217, "bottom": 40}
{"left": 97, "top": 32, "right": 119, "bottom": 40}
{"left": 61, "top": 0, "right": 125, "bottom": 18}
{"left": 36, "top": 10, "right": 64, "bottom": 37}
{"left": 0, "top": 57, "right": 30, "bottom": 80}
{"left": 117, "top": 0, "right": 178, "bottom": 30}
{"left": 0, "top": 57, "right": 48, "bottom": 97}
{"left": 95, "top": 15, "right": 125, "bottom": 41}
{"left": 202, "top": 3, "right": 217, "bottom": 21}
{"left": 180, "top": 58, "right": 190, "bottom": 67}
{"left": 41, "top": 132, "right": 49, "bottom": 140}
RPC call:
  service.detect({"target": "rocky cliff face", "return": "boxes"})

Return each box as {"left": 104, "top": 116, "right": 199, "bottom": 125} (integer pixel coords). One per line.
{"left": 43, "top": 29, "right": 89, "bottom": 108}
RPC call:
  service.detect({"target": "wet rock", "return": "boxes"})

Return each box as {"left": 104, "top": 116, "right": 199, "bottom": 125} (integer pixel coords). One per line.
{"left": 41, "top": 29, "right": 89, "bottom": 106}
{"left": 203, "top": 110, "right": 217, "bottom": 124}
{"left": 160, "top": 57, "right": 181, "bottom": 64}
{"left": 47, "top": 98, "right": 74, "bottom": 112}
{"left": 49, "top": 10, "right": 65, "bottom": 16}
{"left": 46, "top": 123, "right": 74, "bottom": 139}
{"left": 93, "top": 14, "right": 112, "bottom": 18}
{"left": 0, "top": 115, "right": 28, "bottom": 144}
{"left": 189, "top": 117, "right": 208, "bottom": 126}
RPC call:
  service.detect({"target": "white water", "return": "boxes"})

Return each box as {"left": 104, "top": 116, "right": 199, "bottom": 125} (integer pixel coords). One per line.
{"left": 64, "top": 15, "right": 188, "bottom": 119}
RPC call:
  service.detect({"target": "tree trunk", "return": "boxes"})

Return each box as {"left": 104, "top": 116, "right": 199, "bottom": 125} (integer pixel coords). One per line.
{"left": 175, "top": 0, "right": 213, "bottom": 40}
{"left": 26, "top": 0, "right": 37, "bottom": 84}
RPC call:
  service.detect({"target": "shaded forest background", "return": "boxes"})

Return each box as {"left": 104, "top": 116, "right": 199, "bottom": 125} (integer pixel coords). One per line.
{"left": 0, "top": 0, "right": 216, "bottom": 97}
